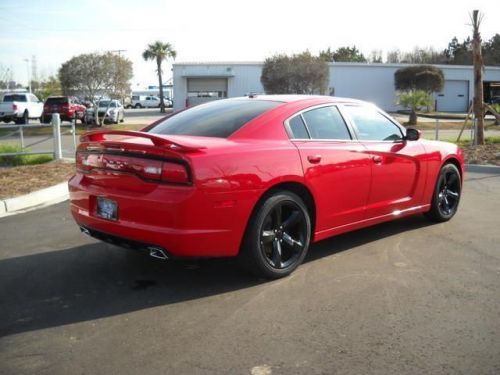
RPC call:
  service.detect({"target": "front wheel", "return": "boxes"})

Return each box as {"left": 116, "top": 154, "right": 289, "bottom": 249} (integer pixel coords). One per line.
{"left": 240, "top": 191, "right": 311, "bottom": 279}
{"left": 425, "top": 163, "right": 462, "bottom": 222}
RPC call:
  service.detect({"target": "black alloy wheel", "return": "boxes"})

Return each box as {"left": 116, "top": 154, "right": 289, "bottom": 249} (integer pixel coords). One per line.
{"left": 425, "top": 163, "right": 461, "bottom": 222}
{"left": 241, "top": 191, "right": 311, "bottom": 279}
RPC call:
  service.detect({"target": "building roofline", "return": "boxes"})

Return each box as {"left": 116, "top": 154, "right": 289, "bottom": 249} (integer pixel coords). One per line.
{"left": 173, "top": 61, "right": 500, "bottom": 70}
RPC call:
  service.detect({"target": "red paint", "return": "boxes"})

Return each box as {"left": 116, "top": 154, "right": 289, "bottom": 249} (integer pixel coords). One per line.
{"left": 69, "top": 96, "right": 464, "bottom": 258}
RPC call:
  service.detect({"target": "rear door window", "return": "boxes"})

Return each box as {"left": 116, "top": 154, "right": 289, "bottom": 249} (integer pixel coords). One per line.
{"left": 301, "top": 106, "right": 351, "bottom": 140}
{"left": 288, "top": 115, "right": 310, "bottom": 139}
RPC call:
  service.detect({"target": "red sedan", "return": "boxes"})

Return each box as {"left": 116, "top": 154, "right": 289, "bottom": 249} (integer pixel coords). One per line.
{"left": 69, "top": 95, "right": 464, "bottom": 278}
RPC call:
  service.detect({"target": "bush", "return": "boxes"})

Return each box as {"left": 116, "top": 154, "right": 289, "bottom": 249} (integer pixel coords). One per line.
{"left": 0, "top": 144, "right": 53, "bottom": 166}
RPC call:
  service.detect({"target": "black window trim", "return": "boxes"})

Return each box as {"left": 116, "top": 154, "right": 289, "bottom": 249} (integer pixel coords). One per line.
{"left": 284, "top": 103, "right": 355, "bottom": 142}
{"left": 338, "top": 104, "right": 406, "bottom": 143}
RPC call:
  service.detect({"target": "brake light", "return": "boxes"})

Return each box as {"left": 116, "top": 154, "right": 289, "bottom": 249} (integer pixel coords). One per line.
{"left": 12, "top": 104, "right": 17, "bottom": 111}
{"left": 161, "top": 162, "right": 190, "bottom": 184}
{"left": 76, "top": 153, "right": 190, "bottom": 184}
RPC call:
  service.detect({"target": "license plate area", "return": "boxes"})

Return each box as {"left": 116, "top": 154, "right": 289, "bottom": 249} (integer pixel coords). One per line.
{"left": 96, "top": 197, "right": 118, "bottom": 221}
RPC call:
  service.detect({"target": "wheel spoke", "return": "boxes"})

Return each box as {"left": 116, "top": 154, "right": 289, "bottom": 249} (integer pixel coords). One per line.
{"left": 446, "top": 190, "right": 459, "bottom": 198}
{"left": 273, "top": 205, "right": 282, "bottom": 226}
{"left": 261, "top": 230, "right": 276, "bottom": 244}
{"left": 271, "top": 240, "right": 282, "bottom": 268}
{"left": 282, "top": 232, "right": 303, "bottom": 252}
{"left": 282, "top": 210, "right": 300, "bottom": 230}
{"left": 447, "top": 173, "right": 458, "bottom": 187}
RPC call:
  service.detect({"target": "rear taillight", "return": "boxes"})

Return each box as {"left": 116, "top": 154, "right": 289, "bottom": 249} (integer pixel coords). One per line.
{"left": 76, "top": 153, "right": 190, "bottom": 185}
{"left": 12, "top": 104, "right": 17, "bottom": 111}
{"left": 161, "top": 162, "right": 190, "bottom": 184}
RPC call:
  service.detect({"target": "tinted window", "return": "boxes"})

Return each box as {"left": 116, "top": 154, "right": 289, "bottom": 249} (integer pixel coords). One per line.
{"left": 3, "top": 95, "right": 27, "bottom": 102}
{"left": 288, "top": 115, "right": 309, "bottom": 139}
{"left": 46, "top": 97, "right": 68, "bottom": 105}
{"left": 302, "top": 106, "right": 351, "bottom": 140}
{"left": 345, "top": 106, "right": 403, "bottom": 141}
{"left": 150, "top": 99, "right": 282, "bottom": 138}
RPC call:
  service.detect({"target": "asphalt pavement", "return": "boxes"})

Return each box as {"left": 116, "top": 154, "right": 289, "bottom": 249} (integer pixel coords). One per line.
{"left": 0, "top": 172, "right": 499, "bottom": 375}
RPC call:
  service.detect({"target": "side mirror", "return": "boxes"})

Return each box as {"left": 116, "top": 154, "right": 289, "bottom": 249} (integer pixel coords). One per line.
{"left": 405, "top": 128, "right": 421, "bottom": 141}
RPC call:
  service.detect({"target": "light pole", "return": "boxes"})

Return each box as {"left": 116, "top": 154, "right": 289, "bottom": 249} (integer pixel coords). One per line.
{"left": 24, "top": 58, "right": 31, "bottom": 93}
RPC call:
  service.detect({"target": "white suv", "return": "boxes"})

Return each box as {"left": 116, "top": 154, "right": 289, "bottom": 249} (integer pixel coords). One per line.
{"left": 131, "top": 95, "right": 172, "bottom": 109}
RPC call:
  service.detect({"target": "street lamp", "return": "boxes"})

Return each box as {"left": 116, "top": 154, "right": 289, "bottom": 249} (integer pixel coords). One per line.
{"left": 24, "top": 58, "right": 31, "bottom": 93}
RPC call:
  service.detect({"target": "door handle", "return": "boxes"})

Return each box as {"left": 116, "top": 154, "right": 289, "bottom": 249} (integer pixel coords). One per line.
{"left": 372, "top": 155, "right": 382, "bottom": 164}
{"left": 307, "top": 155, "right": 322, "bottom": 164}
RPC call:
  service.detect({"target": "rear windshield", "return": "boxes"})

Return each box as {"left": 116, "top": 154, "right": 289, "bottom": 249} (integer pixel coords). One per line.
{"left": 3, "top": 95, "right": 27, "bottom": 102}
{"left": 149, "top": 99, "right": 282, "bottom": 138}
{"left": 45, "top": 97, "right": 68, "bottom": 105}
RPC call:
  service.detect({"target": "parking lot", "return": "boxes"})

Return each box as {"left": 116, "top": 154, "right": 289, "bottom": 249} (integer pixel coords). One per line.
{"left": 0, "top": 108, "right": 168, "bottom": 158}
{"left": 0, "top": 171, "right": 499, "bottom": 375}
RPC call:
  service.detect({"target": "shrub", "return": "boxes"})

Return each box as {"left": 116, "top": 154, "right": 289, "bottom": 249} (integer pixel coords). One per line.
{"left": 0, "top": 144, "right": 53, "bottom": 166}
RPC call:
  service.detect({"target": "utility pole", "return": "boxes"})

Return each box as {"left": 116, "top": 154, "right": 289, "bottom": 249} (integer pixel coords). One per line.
{"left": 471, "top": 10, "right": 485, "bottom": 145}
{"left": 110, "top": 49, "right": 126, "bottom": 56}
{"left": 23, "top": 58, "right": 31, "bottom": 93}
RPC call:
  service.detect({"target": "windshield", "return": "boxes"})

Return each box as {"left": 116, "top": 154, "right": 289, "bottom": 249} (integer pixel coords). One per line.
{"left": 98, "top": 101, "right": 115, "bottom": 107}
{"left": 149, "top": 99, "right": 282, "bottom": 138}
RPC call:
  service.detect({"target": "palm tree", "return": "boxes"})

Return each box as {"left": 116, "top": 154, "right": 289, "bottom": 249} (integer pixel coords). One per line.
{"left": 142, "top": 41, "right": 176, "bottom": 113}
{"left": 397, "top": 90, "right": 434, "bottom": 125}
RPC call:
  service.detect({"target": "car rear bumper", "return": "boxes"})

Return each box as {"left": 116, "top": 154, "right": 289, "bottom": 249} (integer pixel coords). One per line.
{"left": 69, "top": 173, "right": 254, "bottom": 258}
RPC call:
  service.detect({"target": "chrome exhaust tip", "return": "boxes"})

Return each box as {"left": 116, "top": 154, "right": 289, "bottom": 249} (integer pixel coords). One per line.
{"left": 80, "top": 226, "right": 90, "bottom": 236}
{"left": 148, "top": 247, "right": 169, "bottom": 260}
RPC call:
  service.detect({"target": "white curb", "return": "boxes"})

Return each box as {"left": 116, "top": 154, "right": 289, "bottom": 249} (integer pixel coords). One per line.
{"left": 0, "top": 182, "right": 69, "bottom": 218}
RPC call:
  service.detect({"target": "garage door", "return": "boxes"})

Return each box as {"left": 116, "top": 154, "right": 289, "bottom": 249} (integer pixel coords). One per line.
{"left": 187, "top": 78, "right": 227, "bottom": 92}
{"left": 436, "top": 80, "right": 469, "bottom": 112}
{"left": 187, "top": 78, "right": 228, "bottom": 107}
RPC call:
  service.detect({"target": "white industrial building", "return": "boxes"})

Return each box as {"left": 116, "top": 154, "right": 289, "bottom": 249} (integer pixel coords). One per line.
{"left": 172, "top": 62, "right": 500, "bottom": 113}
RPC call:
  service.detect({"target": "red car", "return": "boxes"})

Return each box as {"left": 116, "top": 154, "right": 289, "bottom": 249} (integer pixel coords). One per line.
{"left": 42, "top": 96, "right": 86, "bottom": 123}
{"left": 69, "top": 96, "right": 464, "bottom": 278}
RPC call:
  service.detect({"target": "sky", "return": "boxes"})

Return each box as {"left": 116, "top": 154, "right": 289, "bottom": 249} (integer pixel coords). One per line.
{"left": 0, "top": 0, "right": 499, "bottom": 89}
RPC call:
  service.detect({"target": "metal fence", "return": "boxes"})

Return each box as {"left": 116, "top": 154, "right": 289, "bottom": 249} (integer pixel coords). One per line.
{"left": 0, "top": 114, "right": 77, "bottom": 160}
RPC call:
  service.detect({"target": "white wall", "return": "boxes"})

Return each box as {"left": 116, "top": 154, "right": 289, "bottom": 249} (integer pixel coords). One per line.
{"left": 173, "top": 62, "right": 500, "bottom": 112}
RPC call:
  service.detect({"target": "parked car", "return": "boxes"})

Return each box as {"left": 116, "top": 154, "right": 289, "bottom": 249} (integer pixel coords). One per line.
{"left": 70, "top": 95, "right": 464, "bottom": 279}
{"left": 41, "top": 96, "right": 87, "bottom": 124}
{"left": 0, "top": 93, "right": 43, "bottom": 124}
{"left": 84, "top": 100, "right": 124, "bottom": 125}
{"left": 131, "top": 95, "right": 171, "bottom": 108}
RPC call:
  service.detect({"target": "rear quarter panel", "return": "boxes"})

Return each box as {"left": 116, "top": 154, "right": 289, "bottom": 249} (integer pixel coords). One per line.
{"left": 189, "top": 139, "right": 305, "bottom": 255}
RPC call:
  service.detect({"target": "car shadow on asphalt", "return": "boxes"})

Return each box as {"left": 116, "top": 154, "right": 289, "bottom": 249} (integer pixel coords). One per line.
{"left": 0, "top": 215, "right": 434, "bottom": 337}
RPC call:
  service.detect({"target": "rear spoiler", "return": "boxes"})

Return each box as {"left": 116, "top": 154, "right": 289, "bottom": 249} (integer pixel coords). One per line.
{"left": 80, "top": 130, "right": 206, "bottom": 152}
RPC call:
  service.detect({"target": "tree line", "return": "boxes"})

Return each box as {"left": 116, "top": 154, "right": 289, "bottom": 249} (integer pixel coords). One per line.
{"left": 316, "top": 34, "right": 500, "bottom": 65}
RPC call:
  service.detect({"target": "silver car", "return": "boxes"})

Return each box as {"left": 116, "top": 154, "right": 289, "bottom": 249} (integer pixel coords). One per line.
{"left": 84, "top": 100, "right": 125, "bottom": 125}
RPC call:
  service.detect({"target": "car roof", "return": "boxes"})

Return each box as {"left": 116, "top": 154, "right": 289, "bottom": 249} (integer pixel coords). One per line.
{"left": 227, "top": 94, "right": 368, "bottom": 106}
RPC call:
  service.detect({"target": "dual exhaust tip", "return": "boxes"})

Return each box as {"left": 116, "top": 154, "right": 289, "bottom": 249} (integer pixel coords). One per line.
{"left": 80, "top": 226, "right": 169, "bottom": 261}
{"left": 148, "top": 247, "right": 169, "bottom": 260}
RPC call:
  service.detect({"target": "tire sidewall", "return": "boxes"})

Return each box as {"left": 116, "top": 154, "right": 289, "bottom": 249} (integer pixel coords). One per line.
{"left": 243, "top": 191, "right": 311, "bottom": 278}
{"left": 431, "top": 163, "right": 461, "bottom": 221}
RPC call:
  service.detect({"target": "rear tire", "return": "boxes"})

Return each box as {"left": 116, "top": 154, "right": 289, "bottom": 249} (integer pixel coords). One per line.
{"left": 424, "top": 163, "right": 461, "bottom": 222}
{"left": 239, "top": 191, "right": 311, "bottom": 279}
